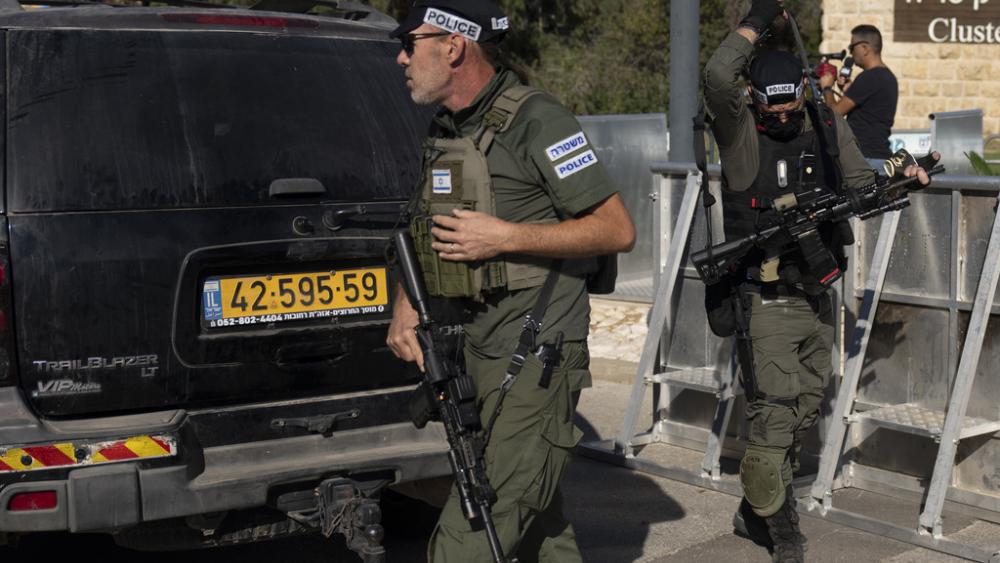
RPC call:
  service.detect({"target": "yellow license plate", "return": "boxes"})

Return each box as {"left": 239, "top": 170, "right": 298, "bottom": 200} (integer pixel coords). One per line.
{"left": 201, "top": 267, "right": 389, "bottom": 328}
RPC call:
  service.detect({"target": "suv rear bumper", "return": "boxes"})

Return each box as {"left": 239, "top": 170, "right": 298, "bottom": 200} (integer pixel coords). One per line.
{"left": 0, "top": 388, "right": 450, "bottom": 533}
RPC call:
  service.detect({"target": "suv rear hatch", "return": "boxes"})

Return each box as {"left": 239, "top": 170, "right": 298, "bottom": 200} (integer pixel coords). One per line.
{"left": 6, "top": 12, "right": 430, "bottom": 419}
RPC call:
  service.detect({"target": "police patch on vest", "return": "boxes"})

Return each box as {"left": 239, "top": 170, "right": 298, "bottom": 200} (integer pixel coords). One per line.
{"left": 424, "top": 8, "right": 481, "bottom": 41}
{"left": 432, "top": 169, "right": 453, "bottom": 194}
{"left": 554, "top": 149, "right": 598, "bottom": 179}
{"left": 545, "top": 132, "right": 589, "bottom": 162}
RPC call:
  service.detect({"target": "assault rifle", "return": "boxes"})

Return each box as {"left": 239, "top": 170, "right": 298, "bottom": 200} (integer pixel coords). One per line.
{"left": 692, "top": 162, "right": 945, "bottom": 288}
{"left": 390, "top": 231, "right": 512, "bottom": 563}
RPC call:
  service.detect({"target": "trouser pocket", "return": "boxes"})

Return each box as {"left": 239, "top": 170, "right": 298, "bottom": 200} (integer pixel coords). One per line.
{"left": 519, "top": 412, "right": 581, "bottom": 513}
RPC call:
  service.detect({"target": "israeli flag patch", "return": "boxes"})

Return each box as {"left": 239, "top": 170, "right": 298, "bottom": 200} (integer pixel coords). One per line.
{"left": 432, "top": 169, "right": 452, "bottom": 194}
{"left": 545, "top": 132, "right": 589, "bottom": 162}
{"left": 554, "top": 150, "right": 598, "bottom": 180}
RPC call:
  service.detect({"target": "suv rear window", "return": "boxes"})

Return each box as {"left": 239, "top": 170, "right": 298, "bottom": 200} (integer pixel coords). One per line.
{"left": 8, "top": 28, "right": 428, "bottom": 212}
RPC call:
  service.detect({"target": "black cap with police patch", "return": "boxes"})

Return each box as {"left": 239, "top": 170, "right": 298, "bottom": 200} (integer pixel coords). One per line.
{"left": 390, "top": 0, "right": 509, "bottom": 43}
{"left": 749, "top": 50, "right": 805, "bottom": 105}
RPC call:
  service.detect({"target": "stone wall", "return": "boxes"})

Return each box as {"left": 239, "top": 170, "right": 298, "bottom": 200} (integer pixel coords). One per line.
{"left": 821, "top": 0, "right": 1000, "bottom": 135}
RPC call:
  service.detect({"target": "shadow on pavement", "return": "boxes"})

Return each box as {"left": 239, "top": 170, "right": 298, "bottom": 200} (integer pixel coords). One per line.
{"left": 568, "top": 413, "right": 687, "bottom": 563}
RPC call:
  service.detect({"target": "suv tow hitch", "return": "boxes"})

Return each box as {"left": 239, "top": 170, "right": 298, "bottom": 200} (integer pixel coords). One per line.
{"left": 288, "top": 478, "right": 387, "bottom": 563}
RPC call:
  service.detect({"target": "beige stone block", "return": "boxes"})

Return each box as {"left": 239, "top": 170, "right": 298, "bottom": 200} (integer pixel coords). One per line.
{"left": 945, "top": 97, "right": 976, "bottom": 112}
{"left": 911, "top": 81, "right": 939, "bottom": 97}
{"left": 958, "top": 63, "right": 990, "bottom": 82}
{"left": 898, "top": 60, "right": 929, "bottom": 80}
{"left": 833, "top": 0, "right": 858, "bottom": 14}
{"left": 901, "top": 98, "right": 934, "bottom": 120}
{"left": 964, "top": 82, "right": 981, "bottom": 97}
{"left": 918, "top": 43, "right": 946, "bottom": 59}
{"left": 939, "top": 45, "right": 962, "bottom": 60}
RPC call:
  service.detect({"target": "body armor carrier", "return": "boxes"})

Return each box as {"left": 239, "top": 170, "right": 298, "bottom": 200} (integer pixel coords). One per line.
{"left": 410, "top": 85, "right": 556, "bottom": 300}
{"left": 722, "top": 109, "right": 847, "bottom": 289}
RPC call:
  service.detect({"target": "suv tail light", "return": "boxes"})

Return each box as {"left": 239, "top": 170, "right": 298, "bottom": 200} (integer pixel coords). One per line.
{"left": 0, "top": 229, "right": 15, "bottom": 387}
{"left": 8, "top": 491, "right": 57, "bottom": 512}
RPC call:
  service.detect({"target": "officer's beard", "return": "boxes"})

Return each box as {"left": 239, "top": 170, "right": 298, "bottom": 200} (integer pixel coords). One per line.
{"left": 406, "top": 55, "right": 453, "bottom": 106}
{"left": 757, "top": 110, "right": 805, "bottom": 142}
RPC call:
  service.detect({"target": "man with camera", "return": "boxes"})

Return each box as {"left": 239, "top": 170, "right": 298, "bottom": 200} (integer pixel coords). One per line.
{"left": 704, "top": 1, "right": 931, "bottom": 561}
{"left": 386, "top": 1, "right": 635, "bottom": 561}
{"left": 821, "top": 25, "right": 899, "bottom": 169}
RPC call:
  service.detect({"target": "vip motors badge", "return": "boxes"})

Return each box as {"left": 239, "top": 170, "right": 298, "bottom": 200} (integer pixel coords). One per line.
{"left": 432, "top": 169, "right": 453, "bottom": 194}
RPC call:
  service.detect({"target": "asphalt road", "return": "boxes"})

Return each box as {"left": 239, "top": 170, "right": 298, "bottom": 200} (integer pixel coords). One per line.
{"left": 4, "top": 378, "right": 1000, "bottom": 562}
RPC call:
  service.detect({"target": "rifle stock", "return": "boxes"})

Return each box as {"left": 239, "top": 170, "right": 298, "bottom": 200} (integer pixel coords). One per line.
{"left": 390, "top": 230, "right": 512, "bottom": 563}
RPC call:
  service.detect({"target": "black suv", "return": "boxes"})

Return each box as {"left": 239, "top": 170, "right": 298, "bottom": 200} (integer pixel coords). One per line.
{"left": 0, "top": 1, "right": 447, "bottom": 559}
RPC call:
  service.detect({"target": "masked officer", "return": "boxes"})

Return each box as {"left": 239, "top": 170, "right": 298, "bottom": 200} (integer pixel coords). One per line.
{"left": 386, "top": 1, "right": 635, "bottom": 561}
{"left": 704, "top": 1, "right": 933, "bottom": 561}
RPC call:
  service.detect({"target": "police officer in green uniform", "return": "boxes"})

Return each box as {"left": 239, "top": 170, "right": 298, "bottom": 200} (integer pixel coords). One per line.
{"left": 704, "top": 1, "right": 933, "bottom": 561}
{"left": 386, "top": 1, "right": 635, "bottom": 561}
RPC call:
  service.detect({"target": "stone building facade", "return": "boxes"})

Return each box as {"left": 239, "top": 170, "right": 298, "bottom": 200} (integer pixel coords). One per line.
{"left": 821, "top": 0, "right": 999, "bottom": 135}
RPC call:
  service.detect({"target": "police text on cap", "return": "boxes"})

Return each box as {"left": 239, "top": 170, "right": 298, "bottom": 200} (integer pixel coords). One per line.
{"left": 424, "top": 8, "right": 482, "bottom": 41}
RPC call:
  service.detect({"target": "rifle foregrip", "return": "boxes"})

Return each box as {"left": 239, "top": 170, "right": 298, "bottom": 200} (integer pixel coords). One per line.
{"left": 392, "top": 230, "right": 433, "bottom": 322}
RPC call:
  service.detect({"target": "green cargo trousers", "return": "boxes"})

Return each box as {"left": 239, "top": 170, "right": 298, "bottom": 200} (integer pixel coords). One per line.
{"left": 740, "top": 291, "right": 834, "bottom": 516}
{"left": 427, "top": 341, "right": 589, "bottom": 563}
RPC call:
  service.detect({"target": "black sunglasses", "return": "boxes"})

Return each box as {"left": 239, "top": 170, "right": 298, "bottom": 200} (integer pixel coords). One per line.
{"left": 400, "top": 31, "right": 451, "bottom": 56}
{"left": 758, "top": 108, "right": 805, "bottom": 122}
{"left": 848, "top": 40, "right": 869, "bottom": 53}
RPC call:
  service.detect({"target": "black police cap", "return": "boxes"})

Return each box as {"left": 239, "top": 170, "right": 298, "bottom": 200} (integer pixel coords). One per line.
{"left": 749, "top": 50, "right": 805, "bottom": 105}
{"left": 390, "top": 0, "right": 509, "bottom": 43}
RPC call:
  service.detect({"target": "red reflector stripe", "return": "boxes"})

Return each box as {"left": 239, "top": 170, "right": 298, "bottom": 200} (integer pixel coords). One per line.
{"left": 9, "top": 491, "right": 57, "bottom": 511}
{"left": 96, "top": 443, "right": 140, "bottom": 461}
{"left": 152, "top": 437, "right": 170, "bottom": 452}
{"left": 161, "top": 14, "right": 318, "bottom": 28}
{"left": 22, "top": 446, "right": 74, "bottom": 467}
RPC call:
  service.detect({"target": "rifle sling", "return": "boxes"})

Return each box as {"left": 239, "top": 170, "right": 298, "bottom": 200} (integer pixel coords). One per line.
{"left": 484, "top": 261, "right": 563, "bottom": 445}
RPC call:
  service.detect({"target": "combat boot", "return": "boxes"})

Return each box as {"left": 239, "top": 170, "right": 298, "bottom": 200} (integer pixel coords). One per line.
{"left": 781, "top": 485, "right": 807, "bottom": 549}
{"left": 732, "top": 498, "right": 773, "bottom": 548}
{"left": 733, "top": 495, "right": 807, "bottom": 551}
{"left": 765, "top": 491, "right": 805, "bottom": 563}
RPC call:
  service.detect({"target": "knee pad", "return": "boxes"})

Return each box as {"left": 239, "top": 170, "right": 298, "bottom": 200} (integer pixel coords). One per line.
{"left": 740, "top": 445, "right": 786, "bottom": 518}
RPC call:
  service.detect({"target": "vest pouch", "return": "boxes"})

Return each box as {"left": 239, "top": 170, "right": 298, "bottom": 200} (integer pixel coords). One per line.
{"left": 704, "top": 275, "right": 737, "bottom": 337}
{"left": 586, "top": 254, "right": 618, "bottom": 294}
{"left": 411, "top": 213, "right": 474, "bottom": 298}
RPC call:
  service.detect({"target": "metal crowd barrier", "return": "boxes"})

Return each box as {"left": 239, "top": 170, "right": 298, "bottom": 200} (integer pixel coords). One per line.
{"left": 580, "top": 162, "right": 1000, "bottom": 562}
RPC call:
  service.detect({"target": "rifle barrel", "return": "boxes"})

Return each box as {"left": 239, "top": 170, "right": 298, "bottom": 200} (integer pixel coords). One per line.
{"left": 392, "top": 230, "right": 433, "bottom": 324}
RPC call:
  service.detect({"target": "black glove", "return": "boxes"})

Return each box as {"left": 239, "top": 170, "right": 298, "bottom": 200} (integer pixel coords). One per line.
{"left": 739, "top": 0, "right": 784, "bottom": 35}
{"left": 916, "top": 150, "right": 941, "bottom": 171}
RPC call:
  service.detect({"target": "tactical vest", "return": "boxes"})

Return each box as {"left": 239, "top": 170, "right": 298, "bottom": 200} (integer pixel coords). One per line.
{"left": 722, "top": 114, "right": 844, "bottom": 286}
{"left": 410, "top": 85, "right": 557, "bottom": 300}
